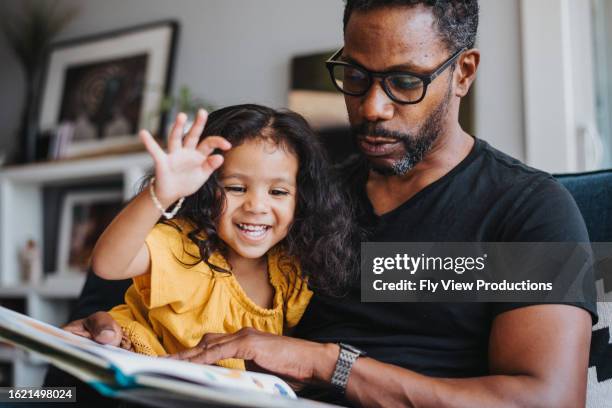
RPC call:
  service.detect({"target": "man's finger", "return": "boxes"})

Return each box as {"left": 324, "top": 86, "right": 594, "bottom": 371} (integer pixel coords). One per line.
{"left": 200, "top": 332, "right": 227, "bottom": 345}
{"left": 62, "top": 318, "right": 84, "bottom": 331}
{"left": 188, "top": 341, "right": 245, "bottom": 365}
{"left": 184, "top": 109, "right": 208, "bottom": 149}
{"left": 83, "top": 312, "right": 123, "bottom": 346}
{"left": 63, "top": 319, "right": 93, "bottom": 339}
{"left": 194, "top": 329, "right": 262, "bottom": 356}
{"left": 169, "top": 333, "right": 236, "bottom": 361}
{"left": 67, "top": 327, "right": 93, "bottom": 339}
{"left": 200, "top": 331, "right": 247, "bottom": 349}
{"left": 168, "top": 332, "right": 230, "bottom": 360}
{"left": 168, "top": 346, "right": 204, "bottom": 360}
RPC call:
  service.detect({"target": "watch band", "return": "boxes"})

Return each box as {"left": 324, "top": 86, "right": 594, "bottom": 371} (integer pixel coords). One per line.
{"left": 330, "top": 343, "right": 365, "bottom": 391}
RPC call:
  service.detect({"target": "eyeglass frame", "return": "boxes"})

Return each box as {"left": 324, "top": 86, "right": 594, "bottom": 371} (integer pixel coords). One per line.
{"left": 325, "top": 47, "right": 467, "bottom": 105}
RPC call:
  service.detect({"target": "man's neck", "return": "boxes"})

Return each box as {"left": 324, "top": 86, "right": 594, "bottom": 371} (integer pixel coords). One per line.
{"left": 366, "top": 128, "right": 474, "bottom": 215}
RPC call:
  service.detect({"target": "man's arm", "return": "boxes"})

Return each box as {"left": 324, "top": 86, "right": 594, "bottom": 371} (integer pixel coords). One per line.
{"left": 344, "top": 304, "right": 591, "bottom": 407}
{"left": 170, "top": 304, "right": 591, "bottom": 408}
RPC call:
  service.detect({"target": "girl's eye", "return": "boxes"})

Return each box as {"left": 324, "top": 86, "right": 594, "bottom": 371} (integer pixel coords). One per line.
{"left": 224, "top": 186, "right": 246, "bottom": 193}
{"left": 270, "top": 189, "right": 289, "bottom": 196}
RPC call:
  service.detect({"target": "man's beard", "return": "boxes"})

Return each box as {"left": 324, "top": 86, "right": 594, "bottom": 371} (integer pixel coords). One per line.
{"left": 351, "top": 89, "right": 451, "bottom": 176}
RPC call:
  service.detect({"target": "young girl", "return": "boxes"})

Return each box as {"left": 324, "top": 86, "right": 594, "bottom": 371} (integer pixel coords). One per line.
{"left": 91, "top": 104, "right": 356, "bottom": 370}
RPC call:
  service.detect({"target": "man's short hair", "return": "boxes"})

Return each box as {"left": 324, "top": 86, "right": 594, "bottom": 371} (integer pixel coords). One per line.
{"left": 343, "top": 0, "right": 479, "bottom": 53}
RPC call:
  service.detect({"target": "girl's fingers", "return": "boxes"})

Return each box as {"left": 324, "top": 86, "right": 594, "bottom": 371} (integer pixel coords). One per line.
{"left": 202, "top": 154, "right": 224, "bottom": 175}
{"left": 139, "top": 130, "right": 166, "bottom": 166}
{"left": 184, "top": 109, "right": 208, "bottom": 149}
{"left": 168, "top": 112, "right": 187, "bottom": 153}
{"left": 196, "top": 136, "right": 232, "bottom": 157}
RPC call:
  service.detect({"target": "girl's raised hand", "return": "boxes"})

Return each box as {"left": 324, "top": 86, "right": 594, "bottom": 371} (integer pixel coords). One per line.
{"left": 139, "top": 109, "right": 232, "bottom": 207}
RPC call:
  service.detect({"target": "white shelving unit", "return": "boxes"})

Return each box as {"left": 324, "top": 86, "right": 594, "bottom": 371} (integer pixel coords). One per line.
{"left": 0, "top": 152, "right": 152, "bottom": 386}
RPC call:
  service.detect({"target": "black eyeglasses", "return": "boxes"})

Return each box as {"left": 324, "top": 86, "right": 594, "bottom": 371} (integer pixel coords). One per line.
{"left": 326, "top": 47, "right": 466, "bottom": 104}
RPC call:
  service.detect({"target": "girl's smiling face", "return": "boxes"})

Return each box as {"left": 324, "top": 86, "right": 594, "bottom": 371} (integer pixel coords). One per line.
{"left": 217, "top": 138, "right": 298, "bottom": 263}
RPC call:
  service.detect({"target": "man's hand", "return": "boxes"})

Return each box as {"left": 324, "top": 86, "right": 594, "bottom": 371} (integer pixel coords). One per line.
{"left": 63, "top": 311, "right": 124, "bottom": 348}
{"left": 169, "top": 328, "right": 340, "bottom": 384}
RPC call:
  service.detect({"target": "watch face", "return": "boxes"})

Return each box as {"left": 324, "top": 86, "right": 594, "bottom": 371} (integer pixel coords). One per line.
{"left": 339, "top": 342, "right": 366, "bottom": 356}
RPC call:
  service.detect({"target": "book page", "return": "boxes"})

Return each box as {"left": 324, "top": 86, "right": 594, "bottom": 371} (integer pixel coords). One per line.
{"left": 0, "top": 306, "right": 296, "bottom": 399}
{"left": 0, "top": 306, "right": 110, "bottom": 368}
{"left": 98, "top": 347, "right": 296, "bottom": 398}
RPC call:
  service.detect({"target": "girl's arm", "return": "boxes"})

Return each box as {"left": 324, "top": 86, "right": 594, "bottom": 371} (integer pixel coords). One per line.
{"left": 91, "top": 110, "right": 231, "bottom": 280}
{"left": 91, "top": 188, "right": 169, "bottom": 280}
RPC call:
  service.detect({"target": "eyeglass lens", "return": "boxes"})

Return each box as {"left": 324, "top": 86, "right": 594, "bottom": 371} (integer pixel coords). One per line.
{"left": 331, "top": 64, "right": 425, "bottom": 102}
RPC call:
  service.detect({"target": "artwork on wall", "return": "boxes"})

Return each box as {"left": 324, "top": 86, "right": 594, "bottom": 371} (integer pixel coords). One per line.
{"left": 38, "top": 20, "right": 178, "bottom": 159}
{"left": 56, "top": 190, "right": 123, "bottom": 276}
{"left": 289, "top": 49, "right": 349, "bottom": 130}
{"left": 289, "top": 49, "right": 357, "bottom": 164}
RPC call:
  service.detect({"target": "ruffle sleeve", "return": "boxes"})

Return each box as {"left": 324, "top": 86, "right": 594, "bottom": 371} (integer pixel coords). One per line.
{"left": 108, "top": 286, "right": 166, "bottom": 356}
{"left": 134, "top": 221, "right": 213, "bottom": 311}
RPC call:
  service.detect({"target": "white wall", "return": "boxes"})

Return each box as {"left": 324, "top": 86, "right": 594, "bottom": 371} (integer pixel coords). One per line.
{"left": 475, "top": 0, "right": 525, "bottom": 160}
{"left": 593, "top": 0, "right": 612, "bottom": 167}
{"left": 0, "top": 0, "right": 345, "bottom": 157}
{"left": 0, "top": 0, "right": 526, "bottom": 162}
{"left": 520, "top": 0, "right": 600, "bottom": 173}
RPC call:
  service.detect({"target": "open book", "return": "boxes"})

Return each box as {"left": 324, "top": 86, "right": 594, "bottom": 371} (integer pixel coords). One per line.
{"left": 0, "top": 306, "right": 339, "bottom": 408}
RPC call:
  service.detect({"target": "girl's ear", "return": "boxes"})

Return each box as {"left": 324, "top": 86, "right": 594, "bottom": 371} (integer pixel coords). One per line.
{"left": 217, "top": 187, "right": 228, "bottom": 214}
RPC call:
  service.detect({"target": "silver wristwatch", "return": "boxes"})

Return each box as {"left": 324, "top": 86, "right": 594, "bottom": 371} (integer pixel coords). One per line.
{"left": 330, "top": 343, "right": 367, "bottom": 391}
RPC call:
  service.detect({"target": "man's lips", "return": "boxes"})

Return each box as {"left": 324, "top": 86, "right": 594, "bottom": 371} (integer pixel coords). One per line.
{"left": 363, "top": 135, "right": 399, "bottom": 143}
{"left": 358, "top": 136, "right": 402, "bottom": 157}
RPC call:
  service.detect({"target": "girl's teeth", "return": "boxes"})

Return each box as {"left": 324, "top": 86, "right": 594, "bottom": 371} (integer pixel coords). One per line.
{"left": 237, "top": 224, "right": 268, "bottom": 238}
{"left": 238, "top": 223, "right": 268, "bottom": 231}
{"left": 244, "top": 229, "right": 265, "bottom": 238}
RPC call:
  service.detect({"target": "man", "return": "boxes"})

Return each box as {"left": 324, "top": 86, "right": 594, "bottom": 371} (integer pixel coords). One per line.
{"left": 67, "top": 1, "right": 596, "bottom": 406}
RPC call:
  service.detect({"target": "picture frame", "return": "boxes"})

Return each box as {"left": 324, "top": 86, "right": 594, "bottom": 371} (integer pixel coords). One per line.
{"left": 56, "top": 190, "right": 124, "bottom": 276}
{"left": 289, "top": 49, "right": 349, "bottom": 130}
{"left": 38, "top": 20, "right": 178, "bottom": 159}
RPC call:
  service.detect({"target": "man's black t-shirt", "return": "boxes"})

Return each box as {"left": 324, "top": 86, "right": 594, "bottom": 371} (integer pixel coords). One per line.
{"left": 295, "top": 138, "right": 597, "bottom": 378}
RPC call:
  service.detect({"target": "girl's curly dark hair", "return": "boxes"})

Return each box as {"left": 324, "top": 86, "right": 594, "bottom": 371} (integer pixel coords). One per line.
{"left": 146, "top": 104, "right": 358, "bottom": 296}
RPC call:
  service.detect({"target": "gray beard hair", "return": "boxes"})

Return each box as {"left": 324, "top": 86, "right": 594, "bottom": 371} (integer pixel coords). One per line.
{"left": 353, "top": 89, "right": 452, "bottom": 176}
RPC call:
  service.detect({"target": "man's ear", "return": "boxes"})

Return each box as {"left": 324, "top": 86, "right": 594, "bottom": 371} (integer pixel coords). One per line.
{"left": 454, "top": 49, "right": 480, "bottom": 98}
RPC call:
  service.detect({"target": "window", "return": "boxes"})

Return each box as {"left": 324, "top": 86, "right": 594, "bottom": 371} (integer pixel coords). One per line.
{"left": 592, "top": 0, "right": 612, "bottom": 167}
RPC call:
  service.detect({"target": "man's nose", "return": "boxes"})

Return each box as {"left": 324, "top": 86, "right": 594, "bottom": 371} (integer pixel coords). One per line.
{"left": 243, "top": 190, "right": 269, "bottom": 213}
{"left": 359, "top": 80, "right": 394, "bottom": 122}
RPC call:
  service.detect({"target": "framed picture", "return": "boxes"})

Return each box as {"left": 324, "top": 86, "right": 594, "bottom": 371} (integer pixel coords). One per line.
{"left": 56, "top": 190, "right": 124, "bottom": 275}
{"left": 38, "top": 20, "right": 178, "bottom": 158}
{"left": 289, "top": 49, "right": 349, "bottom": 130}
{"left": 289, "top": 49, "right": 359, "bottom": 163}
